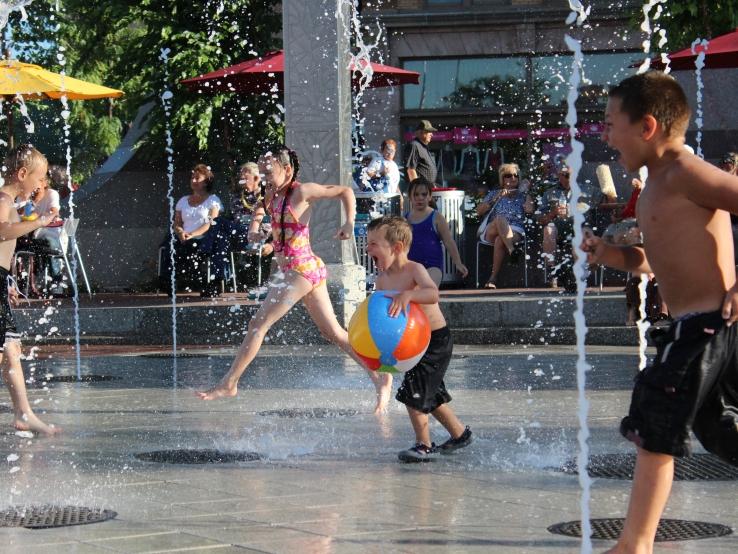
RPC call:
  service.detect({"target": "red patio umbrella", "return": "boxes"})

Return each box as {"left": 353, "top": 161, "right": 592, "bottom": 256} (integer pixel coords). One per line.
{"left": 649, "top": 27, "right": 738, "bottom": 71}
{"left": 180, "top": 50, "right": 420, "bottom": 93}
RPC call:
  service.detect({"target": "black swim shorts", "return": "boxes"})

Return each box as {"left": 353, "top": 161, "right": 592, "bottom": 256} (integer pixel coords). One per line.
{"left": 620, "top": 310, "right": 738, "bottom": 466}
{"left": 395, "top": 326, "right": 453, "bottom": 414}
{"left": 0, "top": 266, "right": 20, "bottom": 352}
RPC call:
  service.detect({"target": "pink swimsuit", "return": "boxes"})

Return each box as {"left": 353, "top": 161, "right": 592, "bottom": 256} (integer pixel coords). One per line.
{"left": 269, "top": 182, "right": 327, "bottom": 287}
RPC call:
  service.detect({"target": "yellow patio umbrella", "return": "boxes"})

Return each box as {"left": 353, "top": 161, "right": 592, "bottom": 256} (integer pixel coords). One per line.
{"left": 0, "top": 59, "right": 124, "bottom": 147}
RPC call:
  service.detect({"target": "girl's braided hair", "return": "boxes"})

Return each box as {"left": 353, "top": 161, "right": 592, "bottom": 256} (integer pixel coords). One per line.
{"left": 262, "top": 144, "right": 300, "bottom": 251}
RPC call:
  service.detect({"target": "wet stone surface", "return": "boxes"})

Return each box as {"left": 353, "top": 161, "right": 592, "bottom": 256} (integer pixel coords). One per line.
{"left": 0, "top": 344, "right": 736, "bottom": 553}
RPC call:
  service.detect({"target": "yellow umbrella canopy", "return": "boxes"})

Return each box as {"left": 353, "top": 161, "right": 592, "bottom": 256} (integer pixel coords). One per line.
{"left": 0, "top": 59, "right": 123, "bottom": 99}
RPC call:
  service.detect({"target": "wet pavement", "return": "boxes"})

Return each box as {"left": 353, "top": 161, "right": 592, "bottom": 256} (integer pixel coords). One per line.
{"left": 1, "top": 345, "right": 736, "bottom": 553}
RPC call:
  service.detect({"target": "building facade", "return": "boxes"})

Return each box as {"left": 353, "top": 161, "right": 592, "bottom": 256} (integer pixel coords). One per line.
{"left": 359, "top": 0, "right": 736, "bottom": 197}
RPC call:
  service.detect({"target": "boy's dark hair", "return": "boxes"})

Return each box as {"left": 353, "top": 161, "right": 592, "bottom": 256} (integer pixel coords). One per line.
{"left": 192, "top": 163, "right": 215, "bottom": 193}
{"left": 609, "top": 71, "right": 691, "bottom": 138}
{"left": 367, "top": 215, "right": 413, "bottom": 250}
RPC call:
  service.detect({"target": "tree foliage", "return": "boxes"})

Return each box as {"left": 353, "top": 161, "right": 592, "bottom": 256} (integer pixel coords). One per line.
{"left": 643, "top": 0, "right": 738, "bottom": 52}
{"left": 3, "top": 0, "right": 282, "bottom": 183}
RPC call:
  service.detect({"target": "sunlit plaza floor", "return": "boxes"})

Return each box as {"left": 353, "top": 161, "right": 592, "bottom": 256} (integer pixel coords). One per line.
{"left": 1, "top": 345, "right": 736, "bottom": 553}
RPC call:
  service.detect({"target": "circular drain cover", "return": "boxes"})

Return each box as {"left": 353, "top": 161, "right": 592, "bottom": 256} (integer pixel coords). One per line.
{"left": 140, "top": 353, "right": 212, "bottom": 358}
{"left": 37, "top": 375, "right": 120, "bottom": 383}
{"left": 0, "top": 505, "right": 116, "bottom": 529}
{"left": 258, "top": 408, "right": 358, "bottom": 418}
{"left": 548, "top": 518, "right": 732, "bottom": 542}
{"left": 561, "top": 453, "right": 738, "bottom": 481}
{"left": 135, "top": 449, "right": 262, "bottom": 464}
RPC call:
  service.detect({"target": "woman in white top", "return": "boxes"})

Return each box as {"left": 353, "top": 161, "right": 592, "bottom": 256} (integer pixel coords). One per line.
{"left": 174, "top": 164, "right": 222, "bottom": 240}
{"left": 170, "top": 164, "right": 224, "bottom": 296}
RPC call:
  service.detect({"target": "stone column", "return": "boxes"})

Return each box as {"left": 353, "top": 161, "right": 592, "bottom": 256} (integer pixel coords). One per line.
{"left": 282, "top": 0, "right": 365, "bottom": 323}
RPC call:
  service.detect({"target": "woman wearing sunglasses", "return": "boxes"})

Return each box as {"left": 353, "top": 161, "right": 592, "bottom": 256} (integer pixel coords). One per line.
{"left": 476, "top": 163, "right": 533, "bottom": 289}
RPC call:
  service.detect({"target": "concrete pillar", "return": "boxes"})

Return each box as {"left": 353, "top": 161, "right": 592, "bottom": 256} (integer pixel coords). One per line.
{"left": 282, "top": 0, "right": 365, "bottom": 323}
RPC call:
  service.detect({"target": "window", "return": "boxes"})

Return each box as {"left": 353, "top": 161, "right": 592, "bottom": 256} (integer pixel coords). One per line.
{"left": 403, "top": 51, "right": 639, "bottom": 111}
{"left": 533, "top": 52, "right": 639, "bottom": 108}
{"left": 403, "top": 57, "right": 527, "bottom": 110}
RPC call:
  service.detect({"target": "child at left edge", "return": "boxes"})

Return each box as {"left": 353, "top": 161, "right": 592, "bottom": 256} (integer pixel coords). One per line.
{"left": 366, "top": 215, "right": 472, "bottom": 462}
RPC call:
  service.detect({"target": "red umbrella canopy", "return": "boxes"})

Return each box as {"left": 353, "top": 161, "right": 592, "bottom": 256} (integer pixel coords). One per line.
{"left": 181, "top": 50, "right": 419, "bottom": 93}
{"left": 650, "top": 27, "right": 738, "bottom": 71}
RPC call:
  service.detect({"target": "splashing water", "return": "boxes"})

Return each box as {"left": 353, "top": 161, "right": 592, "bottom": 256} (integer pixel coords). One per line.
{"left": 53, "top": 1, "right": 82, "bottom": 380}
{"left": 563, "top": 30, "right": 593, "bottom": 553}
{"left": 160, "top": 47, "right": 177, "bottom": 382}
{"left": 637, "top": 0, "right": 667, "bottom": 73}
{"left": 634, "top": 0, "right": 668, "bottom": 371}
{"left": 0, "top": 0, "right": 32, "bottom": 30}
{"left": 691, "top": 39, "right": 708, "bottom": 159}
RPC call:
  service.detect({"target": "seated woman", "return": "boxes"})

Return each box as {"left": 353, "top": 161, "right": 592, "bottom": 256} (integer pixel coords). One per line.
{"left": 228, "top": 162, "right": 273, "bottom": 294}
{"left": 167, "top": 164, "right": 224, "bottom": 296}
{"left": 476, "top": 163, "right": 533, "bottom": 289}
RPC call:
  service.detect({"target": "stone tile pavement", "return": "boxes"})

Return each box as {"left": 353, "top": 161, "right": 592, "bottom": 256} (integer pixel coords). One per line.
{"left": 0, "top": 345, "right": 736, "bottom": 553}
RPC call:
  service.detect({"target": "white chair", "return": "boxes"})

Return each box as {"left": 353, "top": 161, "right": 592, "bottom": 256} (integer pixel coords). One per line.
{"left": 59, "top": 218, "right": 92, "bottom": 297}
{"left": 157, "top": 243, "right": 229, "bottom": 294}
{"left": 475, "top": 234, "right": 528, "bottom": 288}
{"left": 11, "top": 250, "right": 36, "bottom": 297}
{"left": 14, "top": 219, "right": 92, "bottom": 298}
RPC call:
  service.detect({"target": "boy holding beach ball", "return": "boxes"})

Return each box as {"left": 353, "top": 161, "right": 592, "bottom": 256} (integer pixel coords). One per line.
{"left": 365, "top": 215, "right": 472, "bottom": 462}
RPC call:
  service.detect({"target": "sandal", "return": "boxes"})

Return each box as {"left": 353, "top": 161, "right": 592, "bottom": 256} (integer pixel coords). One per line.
{"left": 484, "top": 280, "right": 497, "bottom": 289}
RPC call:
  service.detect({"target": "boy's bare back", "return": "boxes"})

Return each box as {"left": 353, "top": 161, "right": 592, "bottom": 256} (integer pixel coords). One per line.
{"left": 638, "top": 150, "right": 737, "bottom": 317}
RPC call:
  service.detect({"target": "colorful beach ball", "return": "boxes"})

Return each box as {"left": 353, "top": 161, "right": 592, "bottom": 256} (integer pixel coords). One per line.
{"left": 348, "top": 291, "right": 431, "bottom": 373}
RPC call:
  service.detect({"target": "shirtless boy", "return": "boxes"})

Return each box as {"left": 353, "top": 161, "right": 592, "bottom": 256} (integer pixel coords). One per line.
{"left": 583, "top": 72, "right": 738, "bottom": 553}
{"left": 0, "top": 144, "right": 60, "bottom": 436}
{"left": 366, "top": 215, "right": 472, "bottom": 462}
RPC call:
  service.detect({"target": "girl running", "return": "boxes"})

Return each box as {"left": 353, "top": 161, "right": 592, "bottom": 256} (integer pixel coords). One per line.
{"left": 405, "top": 178, "right": 468, "bottom": 286}
{"left": 197, "top": 145, "right": 393, "bottom": 413}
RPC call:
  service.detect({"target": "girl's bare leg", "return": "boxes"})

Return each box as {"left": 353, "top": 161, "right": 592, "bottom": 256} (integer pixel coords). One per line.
{"left": 197, "top": 271, "right": 313, "bottom": 400}
{"left": 604, "top": 447, "right": 674, "bottom": 554}
{"left": 1, "top": 343, "right": 60, "bottom": 436}
{"left": 302, "top": 283, "right": 393, "bottom": 414}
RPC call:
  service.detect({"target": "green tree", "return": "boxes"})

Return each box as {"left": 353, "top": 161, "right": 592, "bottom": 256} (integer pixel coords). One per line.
{"left": 643, "top": 1, "right": 738, "bottom": 52}
{"left": 4, "top": 0, "right": 282, "bottom": 183}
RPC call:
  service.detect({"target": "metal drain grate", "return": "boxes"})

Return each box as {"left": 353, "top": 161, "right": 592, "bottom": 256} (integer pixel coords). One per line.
{"left": 561, "top": 453, "right": 738, "bottom": 481}
{"left": 44, "top": 375, "right": 120, "bottom": 383}
{"left": 548, "top": 518, "right": 733, "bottom": 542}
{"left": 258, "top": 407, "right": 359, "bottom": 418}
{"left": 135, "top": 449, "right": 262, "bottom": 464}
{"left": 0, "top": 505, "right": 117, "bottom": 529}
{"left": 140, "top": 353, "right": 212, "bottom": 358}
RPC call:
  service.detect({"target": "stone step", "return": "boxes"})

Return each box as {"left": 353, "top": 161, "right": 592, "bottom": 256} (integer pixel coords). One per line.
{"left": 13, "top": 291, "right": 637, "bottom": 346}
